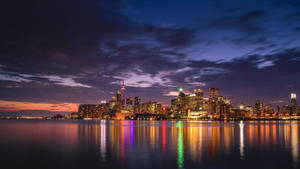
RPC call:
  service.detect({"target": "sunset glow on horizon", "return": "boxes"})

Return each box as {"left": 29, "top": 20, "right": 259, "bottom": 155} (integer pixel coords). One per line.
{"left": 0, "top": 100, "right": 78, "bottom": 112}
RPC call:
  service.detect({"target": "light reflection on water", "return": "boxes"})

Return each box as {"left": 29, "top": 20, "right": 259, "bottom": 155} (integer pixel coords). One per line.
{"left": 0, "top": 120, "right": 299, "bottom": 169}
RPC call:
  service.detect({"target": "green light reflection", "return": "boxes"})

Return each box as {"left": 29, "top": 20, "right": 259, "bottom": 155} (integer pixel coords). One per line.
{"left": 177, "top": 122, "right": 184, "bottom": 169}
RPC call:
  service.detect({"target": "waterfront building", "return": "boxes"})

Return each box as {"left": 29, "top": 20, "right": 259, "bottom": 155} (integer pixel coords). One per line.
{"left": 264, "top": 104, "right": 274, "bottom": 117}
{"left": 209, "top": 88, "right": 219, "bottom": 98}
{"left": 254, "top": 100, "right": 264, "bottom": 117}
{"left": 170, "top": 87, "right": 231, "bottom": 119}
{"left": 78, "top": 103, "right": 109, "bottom": 119}
{"left": 290, "top": 93, "right": 297, "bottom": 115}
{"left": 134, "top": 96, "right": 141, "bottom": 113}
{"left": 126, "top": 97, "right": 133, "bottom": 105}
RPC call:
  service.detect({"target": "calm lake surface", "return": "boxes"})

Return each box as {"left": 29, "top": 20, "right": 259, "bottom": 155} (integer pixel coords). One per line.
{"left": 0, "top": 120, "right": 299, "bottom": 169}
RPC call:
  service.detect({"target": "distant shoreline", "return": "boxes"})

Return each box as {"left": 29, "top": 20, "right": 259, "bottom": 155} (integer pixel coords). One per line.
{"left": 1, "top": 117, "right": 300, "bottom": 121}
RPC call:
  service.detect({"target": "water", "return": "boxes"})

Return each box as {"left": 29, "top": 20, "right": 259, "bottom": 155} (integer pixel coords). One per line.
{"left": 0, "top": 120, "right": 299, "bottom": 169}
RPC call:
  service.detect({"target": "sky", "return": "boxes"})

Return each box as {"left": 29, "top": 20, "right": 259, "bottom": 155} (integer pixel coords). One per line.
{"left": 0, "top": 0, "right": 300, "bottom": 115}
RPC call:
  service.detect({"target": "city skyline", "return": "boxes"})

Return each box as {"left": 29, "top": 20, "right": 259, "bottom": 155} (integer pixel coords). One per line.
{"left": 1, "top": 0, "right": 300, "bottom": 114}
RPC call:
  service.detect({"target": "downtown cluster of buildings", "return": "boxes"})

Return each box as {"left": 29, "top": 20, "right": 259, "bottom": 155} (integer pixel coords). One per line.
{"left": 75, "top": 80, "right": 299, "bottom": 120}
{"left": 170, "top": 88, "right": 299, "bottom": 119}
{"left": 77, "top": 80, "right": 166, "bottom": 120}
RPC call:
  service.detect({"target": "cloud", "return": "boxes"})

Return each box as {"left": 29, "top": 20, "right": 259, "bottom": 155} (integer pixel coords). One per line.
{"left": 40, "top": 75, "right": 92, "bottom": 88}
{"left": 111, "top": 71, "right": 173, "bottom": 88}
{"left": 0, "top": 74, "right": 32, "bottom": 83}
{"left": 199, "top": 67, "right": 229, "bottom": 75}
{"left": 164, "top": 91, "right": 180, "bottom": 96}
{"left": 257, "top": 60, "right": 274, "bottom": 69}
{"left": 0, "top": 70, "right": 92, "bottom": 88}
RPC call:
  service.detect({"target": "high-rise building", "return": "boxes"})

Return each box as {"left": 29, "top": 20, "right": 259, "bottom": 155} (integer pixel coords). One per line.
{"left": 264, "top": 104, "right": 273, "bottom": 116}
{"left": 254, "top": 100, "right": 263, "bottom": 117}
{"left": 275, "top": 105, "right": 280, "bottom": 114}
{"left": 134, "top": 97, "right": 141, "bottom": 113}
{"left": 290, "top": 93, "right": 297, "bottom": 114}
{"left": 209, "top": 88, "right": 219, "bottom": 99}
{"left": 126, "top": 97, "right": 133, "bottom": 105}
{"left": 116, "top": 90, "right": 122, "bottom": 107}
{"left": 208, "top": 88, "right": 219, "bottom": 116}
{"left": 291, "top": 93, "right": 297, "bottom": 106}
{"left": 194, "top": 88, "right": 204, "bottom": 110}
{"left": 78, "top": 104, "right": 109, "bottom": 119}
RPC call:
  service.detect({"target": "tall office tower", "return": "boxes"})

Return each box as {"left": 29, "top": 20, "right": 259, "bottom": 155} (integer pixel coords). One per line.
{"left": 291, "top": 93, "right": 297, "bottom": 107}
{"left": 177, "top": 88, "right": 187, "bottom": 115}
{"left": 255, "top": 100, "right": 263, "bottom": 116}
{"left": 290, "top": 93, "right": 297, "bottom": 114}
{"left": 126, "top": 97, "right": 133, "bottom": 105}
{"left": 275, "top": 105, "right": 280, "bottom": 114}
{"left": 208, "top": 88, "right": 219, "bottom": 116}
{"left": 209, "top": 88, "right": 219, "bottom": 99}
{"left": 116, "top": 90, "right": 124, "bottom": 110}
{"left": 194, "top": 88, "right": 204, "bottom": 110}
{"left": 134, "top": 97, "right": 141, "bottom": 113}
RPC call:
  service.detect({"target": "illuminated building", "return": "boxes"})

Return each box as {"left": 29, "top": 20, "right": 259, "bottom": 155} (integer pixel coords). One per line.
{"left": 116, "top": 90, "right": 122, "bottom": 108}
{"left": 264, "top": 104, "right": 274, "bottom": 117}
{"left": 207, "top": 88, "right": 219, "bottom": 116}
{"left": 125, "top": 97, "right": 134, "bottom": 113}
{"left": 170, "top": 88, "right": 189, "bottom": 117}
{"left": 281, "top": 105, "right": 290, "bottom": 116}
{"left": 78, "top": 104, "right": 109, "bottom": 119}
{"left": 170, "top": 87, "right": 232, "bottom": 119}
{"left": 126, "top": 97, "right": 133, "bottom": 105}
{"left": 216, "top": 96, "right": 231, "bottom": 119}
{"left": 141, "top": 101, "right": 162, "bottom": 114}
{"left": 209, "top": 88, "right": 219, "bottom": 99}
{"left": 110, "top": 96, "right": 117, "bottom": 110}
{"left": 245, "top": 106, "right": 254, "bottom": 116}
{"left": 189, "top": 88, "right": 204, "bottom": 111}
{"left": 275, "top": 105, "right": 280, "bottom": 114}
{"left": 134, "top": 97, "right": 141, "bottom": 113}
{"left": 290, "top": 93, "right": 297, "bottom": 114}
{"left": 291, "top": 93, "right": 297, "bottom": 106}
{"left": 254, "top": 100, "right": 263, "bottom": 117}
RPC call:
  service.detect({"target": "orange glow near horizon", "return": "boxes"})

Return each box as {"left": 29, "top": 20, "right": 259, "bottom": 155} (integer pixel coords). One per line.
{"left": 0, "top": 100, "right": 78, "bottom": 112}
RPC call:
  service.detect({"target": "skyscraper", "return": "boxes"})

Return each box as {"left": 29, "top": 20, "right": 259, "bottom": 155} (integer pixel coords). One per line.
{"left": 208, "top": 88, "right": 219, "bottom": 116}
{"left": 254, "top": 100, "right": 263, "bottom": 117}
{"left": 116, "top": 91, "right": 122, "bottom": 107}
{"left": 290, "top": 93, "right": 297, "bottom": 114}
{"left": 209, "top": 88, "right": 219, "bottom": 99}
{"left": 134, "top": 97, "right": 141, "bottom": 113}
{"left": 126, "top": 97, "right": 133, "bottom": 105}
{"left": 291, "top": 93, "right": 297, "bottom": 107}
{"left": 194, "top": 88, "right": 204, "bottom": 110}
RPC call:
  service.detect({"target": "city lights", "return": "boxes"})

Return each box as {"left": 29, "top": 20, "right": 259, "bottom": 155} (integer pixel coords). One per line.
{"left": 75, "top": 78, "right": 299, "bottom": 121}
{"left": 291, "top": 93, "right": 296, "bottom": 99}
